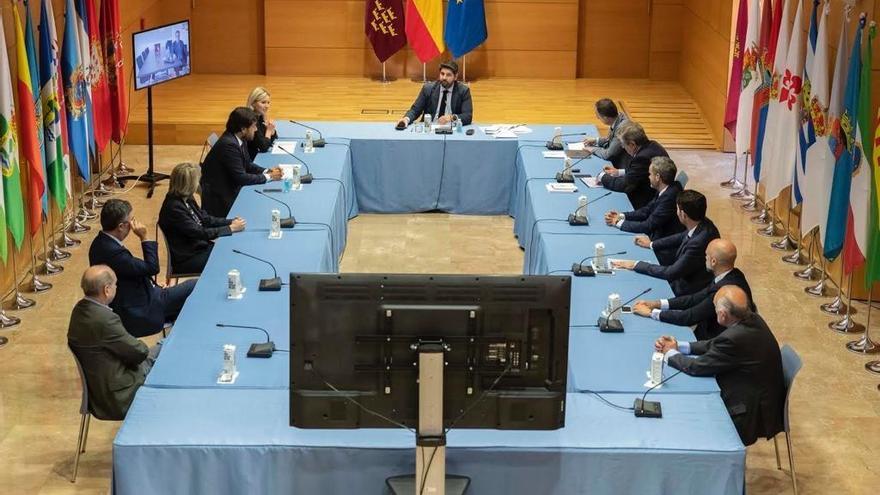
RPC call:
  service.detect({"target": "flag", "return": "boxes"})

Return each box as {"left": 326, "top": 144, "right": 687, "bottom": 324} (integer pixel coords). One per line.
{"left": 749, "top": 0, "right": 776, "bottom": 174}
{"left": 802, "top": 5, "right": 844, "bottom": 240}
{"left": 74, "top": 0, "right": 95, "bottom": 154}
{"left": 841, "top": 21, "right": 874, "bottom": 275}
{"left": 724, "top": 0, "right": 748, "bottom": 138}
{"left": 365, "top": 0, "right": 407, "bottom": 62}
{"left": 793, "top": 0, "right": 821, "bottom": 206}
{"left": 735, "top": 0, "right": 760, "bottom": 156}
{"left": 445, "top": 0, "right": 487, "bottom": 58}
{"left": 40, "top": 0, "right": 67, "bottom": 212}
{"left": 24, "top": 0, "right": 49, "bottom": 219}
{"left": 13, "top": 2, "right": 46, "bottom": 236}
{"left": 405, "top": 0, "right": 444, "bottom": 63}
{"left": 99, "top": 0, "right": 128, "bottom": 142}
{"left": 755, "top": 0, "right": 791, "bottom": 183}
{"left": 1, "top": 8, "right": 26, "bottom": 256}
{"left": 84, "top": 0, "right": 110, "bottom": 152}
{"left": 62, "top": 0, "right": 91, "bottom": 182}
{"left": 824, "top": 15, "right": 865, "bottom": 261}
{"left": 866, "top": 107, "right": 880, "bottom": 285}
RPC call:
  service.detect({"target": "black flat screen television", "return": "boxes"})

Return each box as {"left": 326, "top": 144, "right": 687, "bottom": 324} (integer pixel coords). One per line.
{"left": 289, "top": 273, "right": 571, "bottom": 431}
{"left": 132, "top": 20, "right": 191, "bottom": 91}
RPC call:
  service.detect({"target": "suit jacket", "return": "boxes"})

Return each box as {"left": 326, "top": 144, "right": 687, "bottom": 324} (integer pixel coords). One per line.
{"left": 247, "top": 114, "right": 277, "bottom": 160}
{"left": 158, "top": 194, "right": 232, "bottom": 273}
{"left": 619, "top": 181, "right": 684, "bottom": 241}
{"left": 600, "top": 140, "right": 669, "bottom": 210}
{"left": 592, "top": 113, "right": 629, "bottom": 168}
{"left": 667, "top": 313, "right": 785, "bottom": 446}
{"left": 89, "top": 232, "right": 164, "bottom": 338}
{"left": 661, "top": 268, "right": 756, "bottom": 340}
{"left": 68, "top": 299, "right": 149, "bottom": 420}
{"left": 201, "top": 131, "right": 267, "bottom": 217}
{"left": 404, "top": 81, "right": 473, "bottom": 125}
{"left": 634, "top": 218, "right": 721, "bottom": 296}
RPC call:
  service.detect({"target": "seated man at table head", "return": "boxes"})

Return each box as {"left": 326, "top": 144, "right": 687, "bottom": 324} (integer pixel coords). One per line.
{"left": 611, "top": 189, "right": 719, "bottom": 296}
{"left": 583, "top": 98, "right": 628, "bottom": 168}
{"left": 246, "top": 87, "right": 277, "bottom": 161}
{"left": 598, "top": 121, "right": 668, "bottom": 210}
{"left": 633, "top": 238, "right": 756, "bottom": 340}
{"left": 159, "top": 162, "right": 246, "bottom": 275}
{"left": 397, "top": 60, "right": 473, "bottom": 128}
{"left": 200, "top": 106, "right": 283, "bottom": 217}
{"left": 604, "top": 156, "right": 684, "bottom": 243}
{"left": 89, "top": 199, "right": 197, "bottom": 338}
{"left": 654, "top": 286, "right": 784, "bottom": 446}
{"left": 68, "top": 265, "right": 161, "bottom": 420}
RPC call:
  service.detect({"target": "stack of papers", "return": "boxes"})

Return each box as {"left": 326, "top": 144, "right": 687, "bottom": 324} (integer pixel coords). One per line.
{"left": 480, "top": 124, "right": 533, "bottom": 137}
{"left": 581, "top": 176, "right": 602, "bottom": 188}
{"left": 542, "top": 151, "right": 567, "bottom": 158}
{"left": 272, "top": 142, "right": 297, "bottom": 154}
{"left": 567, "top": 142, "right": 586, "bottom": 151}
{"left": 546, "top": 183, "right": 578, "bottom": 193}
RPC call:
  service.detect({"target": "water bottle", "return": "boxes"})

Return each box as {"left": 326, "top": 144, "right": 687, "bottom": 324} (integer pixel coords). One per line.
{"left": 577, "top": 195, "right": 588, "bottom": 219}
{"left": 282, "top": 175, "right": 292, "bottom": 193}
{"left": 595, "top": 242, "right": 606, "bottom": 269}
{"left": 606, "top": 293, "right": 621, "bottom": 320}
{"left": 291, "top": 164, "right": 301, "bottom": 189}
{"left": 456, "top": 119, "right": 463, "bottom": 133}
{"left": 304, "top": 130, "right": 314, "bottom": 153}
{"left": 270, "top": 209, "right": 282, "bottom": 239}
{"left": 424, "top": 114, "right": 432, "bottom": 133}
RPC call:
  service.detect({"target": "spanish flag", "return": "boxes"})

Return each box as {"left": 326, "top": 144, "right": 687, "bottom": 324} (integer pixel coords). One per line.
{"left": 405, "top": 0, "right": 444, "bottom": 63}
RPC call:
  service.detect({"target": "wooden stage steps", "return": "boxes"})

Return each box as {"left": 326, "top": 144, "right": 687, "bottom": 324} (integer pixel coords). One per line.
{"left": 126, "top": 75, "right": 717, "bottom": 150}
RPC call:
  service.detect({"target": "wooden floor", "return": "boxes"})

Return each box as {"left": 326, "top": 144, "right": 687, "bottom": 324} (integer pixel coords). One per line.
{"left": 127, "top": 76, "right": 717, "bottom": 149}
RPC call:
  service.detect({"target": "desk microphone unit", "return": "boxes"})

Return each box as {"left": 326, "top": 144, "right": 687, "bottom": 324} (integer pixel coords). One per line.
{"left": 598, "top": 288, "right": 651, "bottom": 333}
{"left": 232, "top": 249, "right": 283, "bottom": 291}
{"left": 216, "top": 323, "right": 275, "bottom": 358}
{"left": 254, "top": 190, "right": 296, "bottom": 228}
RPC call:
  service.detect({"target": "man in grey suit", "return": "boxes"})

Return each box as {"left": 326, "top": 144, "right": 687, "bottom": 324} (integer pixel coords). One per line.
{"left": 583, "top": 98, "right": 628, "bottom": 168}
{"left": 68, "top": 265, "right": 159, "bottom": 420}
{"left": 397, "top": 60, "right": 473, "bottom": 128}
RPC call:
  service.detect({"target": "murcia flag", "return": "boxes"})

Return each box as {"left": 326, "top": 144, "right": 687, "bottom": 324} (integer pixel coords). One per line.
{"left": 366, "top": 0, "right": 407, "bottom": 62}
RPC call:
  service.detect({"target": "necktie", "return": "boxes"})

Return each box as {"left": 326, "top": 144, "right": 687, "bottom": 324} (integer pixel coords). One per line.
{"left": 438, "top": 90, "right": 449, "bottom": 117}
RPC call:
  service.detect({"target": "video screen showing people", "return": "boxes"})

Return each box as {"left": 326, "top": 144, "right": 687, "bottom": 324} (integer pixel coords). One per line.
{"left": 133, "top": 20, "right": 191, "bottom": 90}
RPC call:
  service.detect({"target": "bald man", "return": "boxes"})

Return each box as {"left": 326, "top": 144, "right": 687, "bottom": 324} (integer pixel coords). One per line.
{"left": 633, "top": 239, "right": 754, "bottom": 339}
{"left": 68, "top": 266, "right": 159, "bottom": 420}
{"left": 654, "top": 286, "right": 785, "bottom": 446}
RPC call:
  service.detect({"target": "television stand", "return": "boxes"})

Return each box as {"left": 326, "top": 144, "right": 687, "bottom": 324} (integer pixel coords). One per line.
{"left": 386, "top": 341, "right": 470, "bottom": 495}
{"left": 117, "top": 86, "right": 169, "bottom": 198}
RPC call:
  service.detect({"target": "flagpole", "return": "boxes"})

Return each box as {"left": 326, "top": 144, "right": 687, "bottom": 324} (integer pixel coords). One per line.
{"left": 730, "top": 152, "right": 754, "bottom": 200}
{"left": 829, "top": 273, "right": 865, "bottom": 333}
{"left": 820, "top": 265, "right": 849, "bottom": 314}
{"left": 847, "top": 287, "right": 878, "bottom": 354}
{"left": 782, "top": 225, "right": 809, "bottom": 265}
{"left": 2, "top": 249, "right": 36, "bottom": 311}
{"left": 756, "top": 202, "right": 780, "bottom": 236}
{"left": 770, "top": 206, "right": 797, "bottom": 250}
{"left": 422, "top": 63, "right": 426, "bottom": 83}
{"left": 794, "top": 231, "right": 820, "bottom": 280}
{"left": 804, "top": 254, "right": 829, "bottom": 297}
{"left": 382, "top": 61, "right": 387, "bottom": 83}
{"left": 45, "top": 199, "right": 70, "bottom": 263}
{"left": 462, "top": 55, "right": 467, "bottom": 83}
{"left": 720, "top": 153, "right": 743, "bottom": 189}
{"left": 67, "top": 180, "right": 90, "bottom": 233}
{"left": 24, "top": 240, "right": 52, "bottom": 293}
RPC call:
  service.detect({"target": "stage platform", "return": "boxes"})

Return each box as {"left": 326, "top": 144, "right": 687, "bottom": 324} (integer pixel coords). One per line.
{"left": 126, "top": 75, "right": 717, "bottom": 149}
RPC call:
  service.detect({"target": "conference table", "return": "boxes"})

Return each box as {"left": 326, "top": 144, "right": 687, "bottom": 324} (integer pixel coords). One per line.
{"left": 112, "top": 122, "right": 745, "bottom": 494}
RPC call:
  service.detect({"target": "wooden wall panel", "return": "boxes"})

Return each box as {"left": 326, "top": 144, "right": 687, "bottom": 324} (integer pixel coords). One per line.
{"left": 191, "top": 0, "right": 264, "bottom": 74}
{"left": 649, "top": 0, "right": 682, "bottom": 80}
{"left": 578, "top": 0, "right": 651, "bottom": 78}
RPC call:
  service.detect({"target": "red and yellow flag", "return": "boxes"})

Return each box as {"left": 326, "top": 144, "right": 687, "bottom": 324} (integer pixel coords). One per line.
{"left": 13, "top": 3, "right": 45, "bottom": 236}
{"left": 405, "top": 0, "right": 444, "bottom": 63}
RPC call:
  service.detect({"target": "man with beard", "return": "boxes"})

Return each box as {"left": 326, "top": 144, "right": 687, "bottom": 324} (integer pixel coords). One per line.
{"left": 397, "top": 60, "right": 473, "bottom": 128}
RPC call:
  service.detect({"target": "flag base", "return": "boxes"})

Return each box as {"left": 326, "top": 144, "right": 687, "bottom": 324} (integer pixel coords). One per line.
{"left": 829, "top": 315, "right": 864, "bottom": 334}
{"left": 770, "top": 234, "right": 797, "bottom": 251}
{"left": 804, "top": 279, "right": 828, "bottom": 297}
{"left": 865, "top": 361, "right": 880, "bottom": 376}
{"left": 36, "top": 260, "right": 64, "bottom": 276}
{"left": 22, "top": 274, "right": 52, "bottom": 293}
{"left": 847, "top": 336, "right": 880, "bottom": 355}
{"left": 0, "top": 310, "right": 20, "bottom": 328}
{"left": 720, "top": 177, "right": 744, "bottom": 189}
{"left": 781, "top": 250, "right": 806, "bottom": 265}
{"left": 59, "top": 233, "right": 81, "bottom": 247}
{"left": 820, "top": 296, "right": 850, "bottom": 316}
{"left": 3, "top": 292, "right": 36, "bottom": 311}
{"left": 793, "top": 264, "right": 820, "bottom": 281}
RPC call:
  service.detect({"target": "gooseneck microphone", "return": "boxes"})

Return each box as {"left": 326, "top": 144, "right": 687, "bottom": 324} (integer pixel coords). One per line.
{"left": 254, "top": 190, "right": 296, "bottom": 228}
{"left": 275, "top": 146, "right": 313, "bottom": 184}
{"left": 216, "top": 323, "right": 275, "bottom": 358}
{"left": 231, "top": 249, "right": 282, "bottom": 291}
{"left": 634, "top": 370, "right": 683, "bottom": 418}
{"left": 546, "top": 132, "right": 588, "bottom": 151}
{"left": 571, "top": 250, "right": 626, "bottom": 277}
{"left": 556, "top": 155, "right": 591, "bottom": 183}
{"left": 568, "top": 191, "right": 612, "bottom": 226}
{"left": 288, "top": 120, "right": 326, "bottom": 147}
{"left": 598, "top": 287, "right": 652, "bottom": 333}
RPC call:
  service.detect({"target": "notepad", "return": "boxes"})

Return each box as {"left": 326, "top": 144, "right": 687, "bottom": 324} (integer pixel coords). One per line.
{"left": 272, "top": 142, "right": 297, "bottom": 154}
{"left": 581, "top": 176, "right": 602, "bottom": 188}
{"left": 546, "top": 183, "right": 578, "bottom": 193}
{"left": 543, "top": 151, "right": 567, "bottom": 158}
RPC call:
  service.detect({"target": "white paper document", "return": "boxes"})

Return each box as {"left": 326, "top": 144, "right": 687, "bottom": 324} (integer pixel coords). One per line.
{"left": 567, "top": 142, "right": 586, "bottom": 151}
{"left": 272, "top": 142, "right": 298, "bottom": 154}
{"left": 580, "top": 176, "right": 602, "bottom": 188}
{"left": 546, "top": 183, "right": 578, "bottom": 193}
{"left": 481, "top": 124, "right": 533, "bottom": 136}
{"left": 542, "top": 151, "right": 567, "bottom": 158}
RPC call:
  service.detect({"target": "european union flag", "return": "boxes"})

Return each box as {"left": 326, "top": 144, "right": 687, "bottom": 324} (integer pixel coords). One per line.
{"left": 445, "top": 0, "right": 487, "bottom": 58}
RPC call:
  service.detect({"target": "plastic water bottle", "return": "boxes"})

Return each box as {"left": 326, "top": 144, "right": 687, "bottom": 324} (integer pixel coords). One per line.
{"left": 291, "top": 164, "right": 301, "bottom": 190}
{"left": 282, "top": 176, "right": 292, "bottom": 193}
{"left": 577, "top": 195, "right": 588, "bottom": 219}
{"left": 304, "top": 130, "right": 314, "bottom": 153}
{"left": 456, "top": 119, "right": 463, "bottom": 133}
{"left": 595, "top": 242, "right": 606, "bottom": 269}
{"left": 270, "top": 209, "right": 282, "bottom": 239}
{"left": 424, "top": 114, "right": 432, "bottom": 133}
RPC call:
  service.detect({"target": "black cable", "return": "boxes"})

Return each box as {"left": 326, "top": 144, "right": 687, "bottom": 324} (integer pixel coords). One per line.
{"left": 311, "top": 178, "right": 353, "bottom": 235}
{"left": 274, "top": 349, "right": 289, "bottom": 353}
{"left": 579, "top": 390, "right": 635, "bottom": 412}
{"left": 525, "top": 219, "right": 570, "bottom": 273}
{"left": 433, "top": 135, "right": 449, "bottom": 209}
{"left": 295, "top": 222, "right": 337, "bottom": 266}
{"left": 547, "top": 269, "right": 572, "bottom": 275}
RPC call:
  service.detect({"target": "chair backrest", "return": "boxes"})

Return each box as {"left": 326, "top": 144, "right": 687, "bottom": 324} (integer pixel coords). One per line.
{"left": 156, "top": 224, "right": 174, "bottom": 280}
{"left": 675, "top": 170, "right": 689, "bottom": 188}
{"left": 780, "top": 344, "right": 802, "bottom": 430}
{"left": 68, "top": 344, "right": 90, "bottom": 416}
{"left": 199, "top": 132, "right": 220, "bottom": 164}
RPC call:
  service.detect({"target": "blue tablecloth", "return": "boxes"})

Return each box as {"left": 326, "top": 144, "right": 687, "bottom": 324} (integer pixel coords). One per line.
{"left": 114, "top": 388, "right": 744, "bottom": 495}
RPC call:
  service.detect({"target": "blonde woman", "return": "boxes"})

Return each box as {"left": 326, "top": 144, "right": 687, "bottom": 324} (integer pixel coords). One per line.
{"left": 246, "top": 86, "right": 278, "bottom": 160}
{"left": 158, "top": 163, "right": 246, "bottom": 274}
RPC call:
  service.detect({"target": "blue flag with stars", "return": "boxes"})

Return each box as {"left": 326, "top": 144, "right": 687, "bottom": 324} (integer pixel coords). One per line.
{"left": 444, "top": 0, "right": 487, "bottom": 58}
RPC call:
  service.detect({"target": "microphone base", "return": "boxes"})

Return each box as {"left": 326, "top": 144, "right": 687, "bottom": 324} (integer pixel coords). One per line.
{"left": 546, "top": 141, "right": 564, "bottom": 151}
{"left": 633, "top": 399, "right": 662, "bottom": 418}
{"left": 598, "top": 316, "right": 624, "bottom": 333}
{"left": 280, "top": 217, "right": 296, "bottom": 229}
{"left": 571, "top": 263, "right": 596, "bottom": 277}
{"left": 568, "top": 214, "right": 589, "bottom": 226}
{"left": 313, "top": 139, "right": 326, "bottom": 148}
{"left": 300, "top": 174, "right": 313, "bottom": 184}
{"left": 247, "top": 341, "right": 275, "bottom": 358}
{"left": 555, "top": 172, "right": 574, "bottom": 183}
{"left": 258, "top": 277, "right": 283, "bottom": 291}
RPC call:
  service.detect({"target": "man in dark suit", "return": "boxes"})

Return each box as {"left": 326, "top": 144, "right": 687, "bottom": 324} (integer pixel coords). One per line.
{"left": 583, "top": 98, "right": 628, "bottom": 168}
{"left": 89, "top": 199, "right": 196, "bottom": 338}
{"left": 604, "top": 156, "right": 684, "bottom": 252}
{"left": 397, "top": 60, "right": 473, "bottom": 127}
{"left": 612, "top": 190, "right": 720, "bottom": 296}
{"left": 598, "top": 121, "right": 669, "bottom": 209}
{"left": 633, "top": 238, "right": 755, "bottom": 340}
{"left": 68, "top": 265, "right": 159, "bottom": 420}
{"left": 655, "top": 286, "right": 785, "bottom": 446}
{"left": 201, "top": 107, "right": 283, "bottom": 217}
